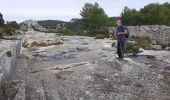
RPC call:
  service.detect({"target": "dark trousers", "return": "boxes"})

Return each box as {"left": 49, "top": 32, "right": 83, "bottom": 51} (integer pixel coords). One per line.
{"left": 117, "top": 39, "right": 125, "bottom": 58}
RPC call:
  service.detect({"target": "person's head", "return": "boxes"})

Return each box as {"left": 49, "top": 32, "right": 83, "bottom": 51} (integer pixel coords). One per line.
{"left": 115, "top": 18, "right": 122, "bottom": 26}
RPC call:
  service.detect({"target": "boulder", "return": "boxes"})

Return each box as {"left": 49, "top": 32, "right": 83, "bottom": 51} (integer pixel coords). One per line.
{"left": 151, "top": 45, "right": 162, "bottom": 50}
{"left": 19, "top": 19, "right": 47, "bottom": 32}
{"left": 165, "top": 47, "right": 170, "bottom": 51}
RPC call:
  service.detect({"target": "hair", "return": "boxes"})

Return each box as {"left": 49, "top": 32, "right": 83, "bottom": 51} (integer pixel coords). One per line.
{"left": 115, "top": 18, "right": 121, "bottom": 22}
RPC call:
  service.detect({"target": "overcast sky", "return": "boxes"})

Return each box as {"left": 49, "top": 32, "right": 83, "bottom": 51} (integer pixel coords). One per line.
{"left": 0, "top": 0, "right": 169, "bottom": 23}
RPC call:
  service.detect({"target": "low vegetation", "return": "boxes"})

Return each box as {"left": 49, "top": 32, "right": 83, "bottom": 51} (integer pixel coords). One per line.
{"left": 124, "top": 42, "right": 140, "bottom": 56}
{"left": 131, "top": 36, "right": 151, "bottom": 50}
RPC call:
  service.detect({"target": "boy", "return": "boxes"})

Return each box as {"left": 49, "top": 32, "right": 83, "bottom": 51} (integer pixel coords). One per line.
{"left": 114, "top": 18, "right": 128, "bottom": 60}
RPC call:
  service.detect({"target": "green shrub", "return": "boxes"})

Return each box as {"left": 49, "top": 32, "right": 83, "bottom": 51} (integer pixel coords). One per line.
{"left": 132, "top": 36, "right": 151, "bottom": 50}
{"left": 95, "top": 34, "right": 106, "bottom": 39}
{"left": 0, "top": 24, "right": 17, "bottom": 36}
{"left": 124, "top": 42, "right": 140, "bottom": 55}
{"left": 56, "top": 28, "right": 71, "bottom": 34}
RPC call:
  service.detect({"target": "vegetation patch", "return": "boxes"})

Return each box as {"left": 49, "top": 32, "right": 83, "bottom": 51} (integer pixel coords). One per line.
{"left": 95, "top": 34, "right": 106, "bottom": 39}
{"left": 124, "top": 42, "right": 140, "bottom": 56}
{"left": 131, "top": 36, "right": 151, "bottom": 50}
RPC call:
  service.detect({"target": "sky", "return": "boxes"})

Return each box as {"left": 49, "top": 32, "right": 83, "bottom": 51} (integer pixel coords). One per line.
{"left": 0, "top": 0, "right": 169, "bottom": 23}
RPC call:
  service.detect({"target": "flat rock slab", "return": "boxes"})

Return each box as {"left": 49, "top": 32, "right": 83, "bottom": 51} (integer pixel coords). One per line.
{"left": 13, "top": 33, "right": 170, "bottom": 100}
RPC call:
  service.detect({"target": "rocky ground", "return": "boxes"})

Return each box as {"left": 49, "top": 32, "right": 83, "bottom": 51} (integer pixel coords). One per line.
{"left": 9, "top": 32, "right": 170, "bottom": 100}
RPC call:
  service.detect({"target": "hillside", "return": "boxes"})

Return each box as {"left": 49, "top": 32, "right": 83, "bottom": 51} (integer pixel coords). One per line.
{"left": 38, "top": 20, "right": 69, "bottom": 29}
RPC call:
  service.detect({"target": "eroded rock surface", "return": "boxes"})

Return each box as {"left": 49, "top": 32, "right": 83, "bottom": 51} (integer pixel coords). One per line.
{"left": 8, "top": 32, "right": 170, "bottom": 100}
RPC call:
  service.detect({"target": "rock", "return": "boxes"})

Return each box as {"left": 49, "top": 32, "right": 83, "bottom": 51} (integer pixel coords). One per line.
{"left": 0, "top": 40, "right": 21, "bottom": 91}
{"left": 151, "top": 40, "right": 157, "bottom": 45}
{"left": 19, "top": 19, "right": 47, "bottom": 32}
{"left": 77, "top": 47, "right": 90, "bottom": 51}
{"left": 165, "top": 47, "right": 170, "bottom": 51}
{"left": 151, "top": 45, "right": 162, "bottom": 50}
{"left": 2, "top": 80, "right": 25, "bottom": 100}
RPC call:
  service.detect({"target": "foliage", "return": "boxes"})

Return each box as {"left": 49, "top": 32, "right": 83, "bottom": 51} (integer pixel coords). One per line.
{"left": 56, "top": 27, "right": 72, "bottom": 35}
{"left": 132, "top": 36, "right": 151, "bottom": 50}
{"left": 38, "top": 20, "right": 68, "bottom": 29}
{"left": 80, "top": 2, "right": 109, "bottom": 35}
{"left": 0, "top": 21, "right": 18, "bottom": 36}
{"left": 121, "top": 2, "right": 170, "bottom": 26}
{"left": 0, "top": 24, "right": 17, "bottom": 35}
{"left": 95, "top": 34, "right": 106, "bottom": 39}
{"left": 124, "top": 42, "right": 140, "bottom": 56}
{"left": 0, "top": 13, "right": 4, "bottom": 25}
{"left": 38, "top": 2, "right": 170, "bottom": 37}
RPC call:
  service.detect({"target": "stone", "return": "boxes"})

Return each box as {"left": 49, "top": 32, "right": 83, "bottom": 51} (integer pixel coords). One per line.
{"left": 151, "top": 40, "right": 157, "bottom": 45}
{"left": 77, "top": 47, "right": 90, "bottom": 51}
{"left": 2, "top": 80, "right": 25, "bottom": 100}
{"left": 19, "top": 19, "right": 47, "bottom": 32}
{"left": 165, "top": 47, "right": 170, "bottom": 51}
{"left": 0, "top": 40, "right": 21, "bottom": 87}
{"left": 151, "top": 45, "right": 162, "bottom": 50}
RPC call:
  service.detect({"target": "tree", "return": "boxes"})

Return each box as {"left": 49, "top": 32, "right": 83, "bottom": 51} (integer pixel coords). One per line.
{"left": 121, "top": 3, "right": 170, "bottom": 26}
{"left": 80, "top": 2, "right": 108, "bottom": 35}
{"left": 0, "top": 13, "right": 4, "bottom": 25}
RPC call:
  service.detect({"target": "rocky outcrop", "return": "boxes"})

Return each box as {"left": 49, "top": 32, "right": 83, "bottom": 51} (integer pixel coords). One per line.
{"left": 19, "top": 19, "right": 47, "bottom": 32}
{"left": 0, "top": 40, "right": 21, "bottom": 86}
{"left": 109, "top": 25, "right": 170, "bottom": 48}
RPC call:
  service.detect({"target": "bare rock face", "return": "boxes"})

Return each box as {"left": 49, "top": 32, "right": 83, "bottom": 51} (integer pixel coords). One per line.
{"left": 151, "top": 45, "right": 162, "bottom": 50}
{"left": 19, "top": 19, "right": 47, "bottom": 32}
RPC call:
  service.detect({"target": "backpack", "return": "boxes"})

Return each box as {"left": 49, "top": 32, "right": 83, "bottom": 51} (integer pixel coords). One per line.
{"left": 123, "top": 26, "right": 130, "bottom": 39}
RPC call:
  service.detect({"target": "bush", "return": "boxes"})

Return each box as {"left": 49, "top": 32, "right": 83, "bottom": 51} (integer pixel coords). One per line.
{"left": 0, "top": 24, "right": 17, "bottom": 36}
{"left": 132, "top": 36, "right": 151, "bottom": 50}
{"left": 95, "top": 34, "right": 106, "bottom": 39}
{"left": 124, "top": 42, "right": 140, "bottom": 55}
{"left": 56, "top": 28, "right": 71, "bottom": 34}
{"left": 49, "top": 27, "right": 76, "bottom": 36}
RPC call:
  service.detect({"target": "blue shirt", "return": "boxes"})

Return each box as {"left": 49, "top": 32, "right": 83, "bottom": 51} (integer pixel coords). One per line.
{"left": 116, "top": 26, "right": 126, "bottom": 42}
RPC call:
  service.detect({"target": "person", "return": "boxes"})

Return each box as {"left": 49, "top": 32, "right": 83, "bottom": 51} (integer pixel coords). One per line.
{"left": 114, "top": 18, "right": 128, "bottom": 60}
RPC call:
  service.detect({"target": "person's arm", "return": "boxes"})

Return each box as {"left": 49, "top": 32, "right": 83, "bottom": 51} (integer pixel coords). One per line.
{"left": 118, "top": 30, "right": 128, "bottom": 34}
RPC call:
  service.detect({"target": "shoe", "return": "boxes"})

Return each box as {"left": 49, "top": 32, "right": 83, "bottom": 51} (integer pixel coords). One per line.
{"left": 116, "top": 57, "right": 123, "bottom": 60}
